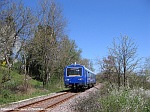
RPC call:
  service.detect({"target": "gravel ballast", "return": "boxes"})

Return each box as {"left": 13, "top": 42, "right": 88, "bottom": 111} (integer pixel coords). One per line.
{"left": 49, "top": 83, "right": 102, "bottom": 112}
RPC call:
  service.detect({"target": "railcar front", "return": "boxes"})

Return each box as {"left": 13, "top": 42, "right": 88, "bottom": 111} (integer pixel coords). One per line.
{"left": 64, "top": 64, "right": 86, "bottom": 89}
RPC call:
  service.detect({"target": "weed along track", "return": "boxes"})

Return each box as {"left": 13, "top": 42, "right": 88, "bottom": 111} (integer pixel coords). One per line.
{"left": 3, "top": 92, "right": 78, "bottom": 112}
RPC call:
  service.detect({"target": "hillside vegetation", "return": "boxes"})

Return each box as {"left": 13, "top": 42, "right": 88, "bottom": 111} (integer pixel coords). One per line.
{"left": 0, "top": 66, "right": 65, "bottom": 105}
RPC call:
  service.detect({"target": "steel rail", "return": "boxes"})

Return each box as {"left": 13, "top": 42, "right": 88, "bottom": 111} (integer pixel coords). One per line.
{"left": 39, "top": 93, "right": 77, "bottom": 112}
{"left": 4, "top": 92, "right": 69, "bottom": 112}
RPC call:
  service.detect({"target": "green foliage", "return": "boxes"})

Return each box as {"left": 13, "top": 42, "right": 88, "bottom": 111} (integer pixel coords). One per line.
{"left": 98, "top": 84, "right": 150, "bottom": 112}
{"left": 0, "top": 66, "right": 67, "bottom": 105}
{"left": 46, "top": 74, "right": 66, "bottom": 91}
{"left": 0, "top": 67, "right": 44, "bottom": 104}
{"left": 12, "top": 61, "right": 22, "bottom": 73}
{"left": 143, "top": 98, "right": 150, "bottom": 112}
{"left": 29, "top": 79, "right": 43, "bottom": 88}
{"left": 93, "top": 71, "right": 150, "bottom": 112}
{"left": 27, "top": 26, "right": 82, "bottom": 86}
{"left": 0, "top": 67, "right": 11, "bottom": 83}
{"left": 128, "top": 74, "right": 150, "bottom": 90}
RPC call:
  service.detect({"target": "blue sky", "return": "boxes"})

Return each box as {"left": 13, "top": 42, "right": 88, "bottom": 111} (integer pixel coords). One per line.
{"left": 22, "top": 0, "right": 150, "bottom": 73}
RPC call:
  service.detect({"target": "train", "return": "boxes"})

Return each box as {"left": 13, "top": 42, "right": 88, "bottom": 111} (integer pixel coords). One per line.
{"left": 64, "top": 63, "right": 96, "bottom": 90}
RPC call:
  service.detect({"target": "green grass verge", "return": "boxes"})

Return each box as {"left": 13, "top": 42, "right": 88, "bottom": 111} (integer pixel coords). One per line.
{"left": 0, "top": 66, "right": 66, "bottom": 105}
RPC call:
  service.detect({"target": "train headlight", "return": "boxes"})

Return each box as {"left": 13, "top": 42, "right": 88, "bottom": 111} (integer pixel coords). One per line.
{"left": 65, "top": 79, "right": 70, "bottom": 81}
{"left": 78, "top": 78, "right": 83, "bottom": 81}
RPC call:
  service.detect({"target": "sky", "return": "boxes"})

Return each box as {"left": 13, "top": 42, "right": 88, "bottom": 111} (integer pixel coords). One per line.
{"left": 22, "top": 0, "right": 150, "bottom": 73}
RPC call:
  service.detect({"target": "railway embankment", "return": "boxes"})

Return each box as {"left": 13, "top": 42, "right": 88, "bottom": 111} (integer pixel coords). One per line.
{"left": 0, "top": 92, "right": 64, "bottom": 111}
{"left": 0, "top": 83, "right": 103, "bottom": 112}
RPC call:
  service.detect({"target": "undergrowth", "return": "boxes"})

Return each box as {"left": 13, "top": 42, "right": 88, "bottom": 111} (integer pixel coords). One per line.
{"left": 0, "top": 67, "right": 65, "bottom": 105}
{"left": 99, "top": 84, "right": 150, "bottom": 112}
{"left": 75, "top": 81, "right": 150, "bottom": 112}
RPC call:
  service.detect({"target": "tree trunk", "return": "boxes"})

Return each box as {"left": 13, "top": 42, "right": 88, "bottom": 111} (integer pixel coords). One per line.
{"left": 123, "top": 57, "right": 126, "bottom": 87}
{"left": 24, "top": 53, "right": 28, "bottom": 92}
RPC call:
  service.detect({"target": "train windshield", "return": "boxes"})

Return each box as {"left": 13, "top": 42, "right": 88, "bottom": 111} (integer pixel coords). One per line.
{"left": 67, "top": 68, "right": 82, "bottom": 76}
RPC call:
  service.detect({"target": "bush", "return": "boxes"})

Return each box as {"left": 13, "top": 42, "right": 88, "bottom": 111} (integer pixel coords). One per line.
{"left": 12, "top": 62, "right": 22, "bottom": 73}
{"left": 99, "top": 86, "right": 150, "bottom": 112}
{"left": 74, "top": 82, "right": 150, "bottom": 112}
{"left": 128, "top": 75, "right": 150, "bottom": 90}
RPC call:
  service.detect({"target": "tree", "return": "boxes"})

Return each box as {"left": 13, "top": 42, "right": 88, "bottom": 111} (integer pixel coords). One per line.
{"left": 79, "top": 58, "right": 94, "bottom": 71}
{"left": 59, "top": 36, "right": 81, "bottom": 64}
{"left": 144, "top": 57, "right": 150, "bottom": 76}
{"left": 57, "top": 36, "right": 81, "bottom": 70}
{"left": 0, "top": 0, "right": 10, "bottom": 9}
{"left": 51, "top": 36, "right": 82, "bottom": 86}
{"left": 103, "top": 56, "right": 116, "bottom": 81}
{"left": 0, "top": 1, "right": 35, "bottom": 82}
{"left": 27, "top": 0, "right": 67, "bottom": 87}
{"left": 109, "top": 35, "right": 139, "bottom": 87}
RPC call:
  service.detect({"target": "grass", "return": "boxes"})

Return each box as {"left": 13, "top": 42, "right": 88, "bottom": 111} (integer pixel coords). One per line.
{"left": 0, "top": 89, "right": 49, "bottom": 105}
{"left": 0, "top": 66, "right": 66, "bottom": 105}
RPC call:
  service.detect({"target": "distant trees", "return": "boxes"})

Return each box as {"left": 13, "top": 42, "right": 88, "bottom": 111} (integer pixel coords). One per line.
{"left": 99, "top": 56, "right": 116, "bottom": 84}
{"left": 99, "top": 35, "right": 140, "bottom": 89}
{"left": 79, "top": 58, "right": 94, "bottom": 71}
{"left": 56, "top": 36, "right": 81, "bottom": 75}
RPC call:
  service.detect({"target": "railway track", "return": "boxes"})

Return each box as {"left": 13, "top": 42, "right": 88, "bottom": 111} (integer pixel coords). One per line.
{"left": 3, "top": 92, "right": 78, "bottom": 112}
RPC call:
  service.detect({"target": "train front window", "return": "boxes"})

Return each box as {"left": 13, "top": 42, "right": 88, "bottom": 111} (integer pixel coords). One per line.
{"left": 67, "top": 68, "right": 82, "bottom": 76}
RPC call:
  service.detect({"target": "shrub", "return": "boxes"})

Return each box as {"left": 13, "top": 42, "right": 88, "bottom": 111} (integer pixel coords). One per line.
{"left": 99, "top": 86, "right": 150, "bottom": 112}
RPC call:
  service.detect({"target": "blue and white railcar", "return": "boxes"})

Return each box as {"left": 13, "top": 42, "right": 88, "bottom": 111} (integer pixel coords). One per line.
{"left": 64, "top": 64, "right": 96, "bottom": 89}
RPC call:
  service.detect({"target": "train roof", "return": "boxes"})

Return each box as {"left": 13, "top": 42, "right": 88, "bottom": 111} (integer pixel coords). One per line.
{"left": 66, "top": 64, "right": 83, "bottom": 67}
{"left": 65, "top": 64, "right": 95, "bottom": 75}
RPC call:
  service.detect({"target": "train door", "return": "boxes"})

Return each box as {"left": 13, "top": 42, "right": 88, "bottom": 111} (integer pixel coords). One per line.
{"left": 83, "top": 69, "right": 86, "bottom": 85}
{"left": 84, "top": 69, "right": 87, "bottom": 86}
